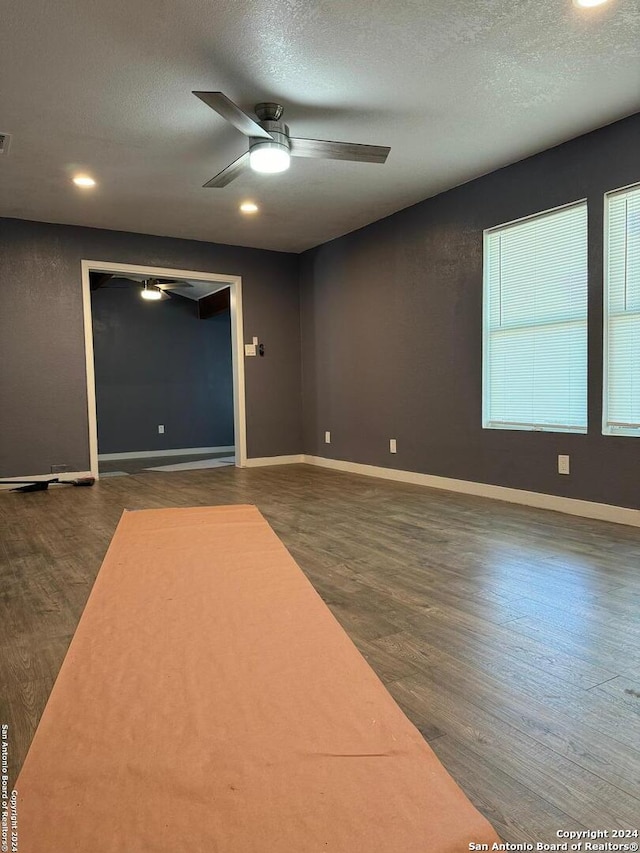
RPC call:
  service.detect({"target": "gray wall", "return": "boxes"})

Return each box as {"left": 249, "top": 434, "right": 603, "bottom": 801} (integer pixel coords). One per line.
{"left": 91, "top": 285, "right": 233, "bottom": 454}
{"left": 0, "top": 220, "right": 301, "bottom": 477}
{"left": 3, "top": 113, "right": 639, "bottom": 508}
{"left": 300, "top": 113, "right": 640, "bottom": 510}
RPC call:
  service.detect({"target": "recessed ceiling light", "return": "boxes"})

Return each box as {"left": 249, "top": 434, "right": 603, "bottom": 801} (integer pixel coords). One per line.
{"left": 240, "top": 201, "right": 259, "bottom": 214}
{"left": 574, "top": 0, "right": 608, "bottom": 7}
{"left": 73, "top": 175, "right": 96, "bottom": 188}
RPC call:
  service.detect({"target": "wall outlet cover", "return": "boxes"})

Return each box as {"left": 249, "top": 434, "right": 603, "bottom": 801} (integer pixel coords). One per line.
{"left": 50, "top": 464, "right": 69, "bottom": 474}
{"left": 158, "top": 424, "right": 165, "bottom": 434}
{"left": 324, "top": 431, "right": 331, "bottom": 444}
{"left": 389, "top": 438, "right": 397, "bottom": 453}
{"left": 558, "top": 454, "right": 570, "bottom": 475}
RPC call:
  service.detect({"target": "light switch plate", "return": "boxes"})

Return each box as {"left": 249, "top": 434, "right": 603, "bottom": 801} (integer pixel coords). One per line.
{"left": 244, "top": 343, "right": 257, "bottom": 356}
{"left": 558, "top": 454, "right": 570, "bottom": 475}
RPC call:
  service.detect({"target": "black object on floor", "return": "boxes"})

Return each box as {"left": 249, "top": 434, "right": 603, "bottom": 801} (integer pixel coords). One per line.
{"left": 0, "top": 477, "right": 95, "bottom": 493}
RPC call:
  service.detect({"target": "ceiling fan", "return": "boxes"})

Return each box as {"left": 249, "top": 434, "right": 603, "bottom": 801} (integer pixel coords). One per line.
{"left": 193, "top": 92, "right": 391, "bottom": 188}
{"left": 90, "top": 273, "right": 194, "bottom": 301}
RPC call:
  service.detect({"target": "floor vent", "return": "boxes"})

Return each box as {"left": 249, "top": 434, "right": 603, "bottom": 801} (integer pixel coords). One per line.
{"left": 0, "top": 133, "right": 12, "bottom": 155}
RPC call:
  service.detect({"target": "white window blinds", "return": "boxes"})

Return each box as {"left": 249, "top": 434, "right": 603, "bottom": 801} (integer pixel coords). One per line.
{"left": 604, "top": 184, "right": 640, "bottom": 436}
{"left": 483, "top": 201, "right": 588, "bottom": 433}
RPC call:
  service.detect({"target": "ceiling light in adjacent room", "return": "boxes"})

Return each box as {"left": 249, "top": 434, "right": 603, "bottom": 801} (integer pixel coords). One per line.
{"left": 141, "top": 283, "right": 162, "bottom": 301}
{"left": 72, "top": 174, "right": 96, "bottom": 188}
{"left": 240, "top": 201, "right": 259, "bottom": 214}
{"left": 574, "top": 0, "right": 609, "bottom": 6}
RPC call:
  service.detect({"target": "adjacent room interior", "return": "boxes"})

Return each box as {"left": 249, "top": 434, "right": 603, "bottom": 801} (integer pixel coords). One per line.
{"left": 89, "top": 269, "right": 236, "bottom": 477}
{"left": 1, "top": 0, "right": 639, "bottom": 848}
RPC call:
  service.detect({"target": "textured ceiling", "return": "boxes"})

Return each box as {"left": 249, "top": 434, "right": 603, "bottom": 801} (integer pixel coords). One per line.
{"left": 1, "top": 0, "right": 639, "bottom": 253}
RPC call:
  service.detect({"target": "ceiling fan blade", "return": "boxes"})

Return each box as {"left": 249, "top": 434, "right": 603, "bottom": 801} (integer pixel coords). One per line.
{"left": 114, "top": 273, "right": 146, "bottom": 283}
{"left": 203, "top": 151, "right": 250, "bottom": 188}
{"left": 290, "top": 138, "right": 390, "bottom": 164}
{"left": 155, "top": 281, "right": 195, "bottom": 290}
{"left": 193, "top": 92, "right": 272, "bottom": 140}
{"left": 96, "top": 275, "right": 142, "bottom": 289}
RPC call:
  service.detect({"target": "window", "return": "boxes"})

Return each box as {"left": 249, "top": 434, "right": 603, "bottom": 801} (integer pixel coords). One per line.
{"left": 483, "top": 201, "right": 588, "bottom": 433}
{"left": 603, "top": 183, "right": 640, "bottom": 436}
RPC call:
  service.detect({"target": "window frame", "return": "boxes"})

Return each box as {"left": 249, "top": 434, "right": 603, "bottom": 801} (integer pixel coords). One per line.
{"left": 482, "top": 198, "right": 589, "bottom": 435}
{"left": 602, "top": 180, "right": 640, "bottom": 438}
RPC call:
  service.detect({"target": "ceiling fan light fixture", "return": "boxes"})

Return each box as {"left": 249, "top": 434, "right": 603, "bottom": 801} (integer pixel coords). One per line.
{"left": 141, "top": 283, "right": 162, "bottom": 301}
{"left": 249, "top": 143, "right": 291, "bottom": 174}
{"left": 194, "top": 92, "right": 390, "bottom": 188}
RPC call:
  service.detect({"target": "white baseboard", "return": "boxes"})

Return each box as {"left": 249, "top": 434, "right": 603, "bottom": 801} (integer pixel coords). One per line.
{"left": 0, "top": 470, "right": 93, "bottom": 491}
{"left": 302, "top": 455, "right": 640, "bottom": 529}
{"left": 244, "top": 455, "right": 305, "bottom": 467}
{"left": 4, "top": 453, "right": 637, "bottom": 528}
{"left": 98, "top": 446, "right": 234, "bottom": 461}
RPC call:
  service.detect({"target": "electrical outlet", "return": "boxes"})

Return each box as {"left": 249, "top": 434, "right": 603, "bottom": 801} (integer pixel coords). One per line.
{"left": 558, "top": 454, "right": 570, "bottom": 475}
{"left": 50, "top": 464, "right": 69, "bottom": 474}
{"left": 324, "top": 431, "right": 331, "bottom": 444}
{"left": 389, "top": 438, "right": 397, "bottom": 454}
{"left": 158, "top": 424, "right": 165, "bottom": 434}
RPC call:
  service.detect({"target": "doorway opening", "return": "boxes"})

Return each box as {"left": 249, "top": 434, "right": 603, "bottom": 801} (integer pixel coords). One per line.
{"left": 81, "top": 261, "right": 247, "bottom": 478}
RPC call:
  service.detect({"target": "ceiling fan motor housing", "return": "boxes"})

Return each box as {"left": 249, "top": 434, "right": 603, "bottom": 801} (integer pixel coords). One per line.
{"left": 249, "top": 119, "right": 291, "bottom": 157}
{"left": 254, "top": 102, "right": 283, "bottom": 121}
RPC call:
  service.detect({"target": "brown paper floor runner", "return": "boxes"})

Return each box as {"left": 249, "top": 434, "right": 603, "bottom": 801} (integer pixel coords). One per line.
{"left": 16, "top": 505, "right": 500, "bottom": 852}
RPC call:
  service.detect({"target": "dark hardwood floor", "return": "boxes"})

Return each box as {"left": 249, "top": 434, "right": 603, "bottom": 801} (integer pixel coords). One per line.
{"left": 1, "top": 464, "right": 640, "bottom": 842}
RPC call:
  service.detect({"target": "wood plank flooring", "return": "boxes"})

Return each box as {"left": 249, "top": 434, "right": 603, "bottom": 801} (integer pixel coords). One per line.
{"left": 1, "top": 463, "right": 640, "bottom": 842}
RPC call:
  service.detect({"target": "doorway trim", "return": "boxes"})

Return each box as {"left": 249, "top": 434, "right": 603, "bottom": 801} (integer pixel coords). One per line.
{"left": 81, "top": 260, "right": 247, "bottom": 478}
